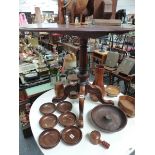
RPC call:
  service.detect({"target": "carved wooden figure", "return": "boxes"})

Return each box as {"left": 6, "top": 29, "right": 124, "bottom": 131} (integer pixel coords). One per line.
{"left": 62, "top": 0, "right": 94, "bottom": 23}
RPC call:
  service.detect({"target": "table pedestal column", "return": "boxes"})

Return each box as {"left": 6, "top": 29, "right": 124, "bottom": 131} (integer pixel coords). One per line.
{"left": 52, "top": 37, "right": 114, "bottom": 128}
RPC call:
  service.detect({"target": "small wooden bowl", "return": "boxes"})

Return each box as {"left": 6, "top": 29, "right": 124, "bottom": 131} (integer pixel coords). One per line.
{"left": 118, "top": 95, "right": 135, "bottom": 117}
{"left": 58, "top": 112, "right": 76, "bottom": 127}
{"left": 57, "top": 101, "right": 72, "bottom": 113}
{"left": 61, "top": 126, "right": 82, "bottom": 145}
{"left": 38, "top": 129, "right": 61, "bottom": 149}
{"left": 39, "top": 102, "right": 56, "bottom": 115}
{"left": 105, "top": 85, "right": 120, "bottom": 97}
{"left": 39, "top": 114, "right": 58, "bottom": 129}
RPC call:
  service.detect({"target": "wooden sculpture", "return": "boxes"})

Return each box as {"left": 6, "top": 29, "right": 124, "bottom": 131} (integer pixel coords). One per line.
{"left": 62, "top": 0, "right": 94, "bottom": 23}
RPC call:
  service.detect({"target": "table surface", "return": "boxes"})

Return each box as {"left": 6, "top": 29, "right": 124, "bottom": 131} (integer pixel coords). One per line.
{"left": 20, "top": 23, "right": 134, "bottom": 38}
{"left": 30, "top": 89, "right": 135, "bottom": 155}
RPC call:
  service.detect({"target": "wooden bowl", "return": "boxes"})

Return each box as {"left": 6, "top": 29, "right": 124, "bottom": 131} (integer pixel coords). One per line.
{"left": 38, "top": 129, "right": 61, "bottom": 149}
{"left": 58, "top": 112, "right": 76, "bottom": 127}
{"left": 39, "top": 102, "right": 56, "bottom": 115}
{"left": 57, "top": 101, "right": 72, "bottom": 113}
{"left": 105, "top": 85, "right": 120, "bottom": 97}
{"left": 118, "top": 95, "right": 135, "bottom": 117}
{"left": 61, "top": 126, "right": 82, "bottom": 145}
{"left": 91, "top": 104, "right": 127, "bottom": 133}
{"left": 39, "top": 114, "right": 58, "bottom": 129}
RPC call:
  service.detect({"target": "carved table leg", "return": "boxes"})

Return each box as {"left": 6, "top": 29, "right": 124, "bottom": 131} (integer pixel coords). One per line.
{"left": 52, "top": 83, "right": 80, "bottom": 103}
{"left": 86, "top": 84, "right": 114, "bottom": 105}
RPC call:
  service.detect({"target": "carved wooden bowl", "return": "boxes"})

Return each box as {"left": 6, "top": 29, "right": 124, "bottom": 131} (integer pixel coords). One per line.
{"left": 58, "top": 111, "right": 76, "bottom": 127}
{"left": 105, "top": 85, "right": 120, "bottom": 97}
{"left": 118, "top": 95, "right": 135, "bottom": 117}
{"left": 57, "top": 101, "right": 72, "bottom": 113}
{"left": 39, "top": 102, "right": 56, "bottom": 115}
{"left": 38, "top": 129, "right": 61, "bottom": 149}
{"left": 39, "top": 114, "right": 58, "bottom": 129}
{"left": 61, "top": 126, "right": 82, "bottom": 145}
{"left": 91, "top": 104, "right": 127, "bottom": 133}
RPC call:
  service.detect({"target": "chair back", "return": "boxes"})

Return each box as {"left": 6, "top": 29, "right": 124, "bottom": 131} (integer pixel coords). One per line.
{"left": 105, "top": 51, "right": 119, "bottom": 68}
{"left": 116, "top": 57, "right": 135, "bottom": 75}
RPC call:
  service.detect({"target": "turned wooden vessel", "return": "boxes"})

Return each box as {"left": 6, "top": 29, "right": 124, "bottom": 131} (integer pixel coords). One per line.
{"left": 90, "top": 64, "right": 105, "bottom": 101}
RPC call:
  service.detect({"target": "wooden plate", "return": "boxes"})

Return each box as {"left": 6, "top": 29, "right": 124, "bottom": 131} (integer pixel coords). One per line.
{"left": 57, "top": 101, "right": 72, "bottom": 113}
{"left": 118, "top": 95, "right": 135, "bottom": 117}
{"left": 39, "top": 114, "right": 58, "bottom": 129}
{"left": 61, "top": 126, "right": 82, "bottom": 145}
{"left": 91, "top": 104, "right": 127, "bottom": 133}
{"left": 58, "top": 112, "right": 76, "bottom": 127}
{"left": 105, "top": 85, "right": 120, "bottom": 97}
{"left": 39, "top": 102, "right": 56, "bottom": 115}
{"left": 38, "top": 129, "right": 61, "bottom": 149}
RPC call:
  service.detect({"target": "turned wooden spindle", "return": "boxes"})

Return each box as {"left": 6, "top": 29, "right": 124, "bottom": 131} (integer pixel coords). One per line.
{"left": 77, "top": 85, "right": 85, "bottom": 128}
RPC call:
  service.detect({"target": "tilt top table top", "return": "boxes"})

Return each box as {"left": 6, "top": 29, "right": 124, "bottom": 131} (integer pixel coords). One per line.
{"left": 19, "top": 23, "right": 134, "bottom": 38}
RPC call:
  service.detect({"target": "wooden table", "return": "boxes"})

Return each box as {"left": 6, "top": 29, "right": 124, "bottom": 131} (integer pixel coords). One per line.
{"left": 29, "top": 89, "right": 135, "bottom": 155}
{"left": 20, "top": 23, "right": 134, "bottom": 127}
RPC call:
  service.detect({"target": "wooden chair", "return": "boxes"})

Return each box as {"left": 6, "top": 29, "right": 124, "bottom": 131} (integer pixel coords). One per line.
{"left": 103, "top": 51, "right": 120, "bottom": 83}
{"left": 110, "top": 33, "right": 128, "bottom": 62}
{"left": 110, "top": 57, "right": 135, "bottom": 94}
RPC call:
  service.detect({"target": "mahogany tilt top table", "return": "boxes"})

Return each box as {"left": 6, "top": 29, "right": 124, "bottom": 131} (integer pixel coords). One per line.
{"left": 20, "top": 23, "right": 135, "bottom": 127}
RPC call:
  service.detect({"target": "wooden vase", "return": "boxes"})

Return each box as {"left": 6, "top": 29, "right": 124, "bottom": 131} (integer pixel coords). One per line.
{"left": 90, "top": 64, "right": 105, "bottom": 101}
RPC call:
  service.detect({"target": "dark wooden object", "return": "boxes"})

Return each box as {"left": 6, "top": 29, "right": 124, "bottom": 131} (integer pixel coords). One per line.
{"left": 20, "top": 23, "right": 134, "bottom": 128}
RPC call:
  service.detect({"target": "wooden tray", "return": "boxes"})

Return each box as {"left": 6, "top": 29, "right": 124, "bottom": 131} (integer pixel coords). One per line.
{"left": 91, "top": 104, "right": 127, "bottom": 133}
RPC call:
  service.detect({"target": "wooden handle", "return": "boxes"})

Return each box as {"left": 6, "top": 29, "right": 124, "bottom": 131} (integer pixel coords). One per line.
{"left": 100, "top": 140, "right": 110, "bottom": 149}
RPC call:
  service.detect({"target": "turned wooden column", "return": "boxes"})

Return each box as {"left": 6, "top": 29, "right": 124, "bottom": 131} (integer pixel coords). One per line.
{"left": 77, "top": 37, "right": 88, "bottom": 128}
{"left": 78, "top": 38, "right": 89, "bottom": 84}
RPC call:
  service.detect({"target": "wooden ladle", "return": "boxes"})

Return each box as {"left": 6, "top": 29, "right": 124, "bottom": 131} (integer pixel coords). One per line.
{"left": 89, "top": 130, "right": 110, "bottom": 149}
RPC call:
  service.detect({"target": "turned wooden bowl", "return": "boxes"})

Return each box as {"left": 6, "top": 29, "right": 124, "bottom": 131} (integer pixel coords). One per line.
{"left": 57, "top": 101, "right": 72, "bottom": 113}
{"left": 61, "top": 126, "right": 82, "bottom": 145}
{"left": 39, "top": 102, "right": 56, "bottom": 115}
{"left": 38, "top": 129, "right": 61, "bottom": 149}
{"left": 58, "top": 111, "right": 76, "bottom": 127}
{"left": 118, "top": 95, "right": 135, "bottom": 117}
{"left": 105, "top": 85, "right": 120, "bottom": 97}
{"left": 39, "top": 114, "right": 58, "bottom": 129}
